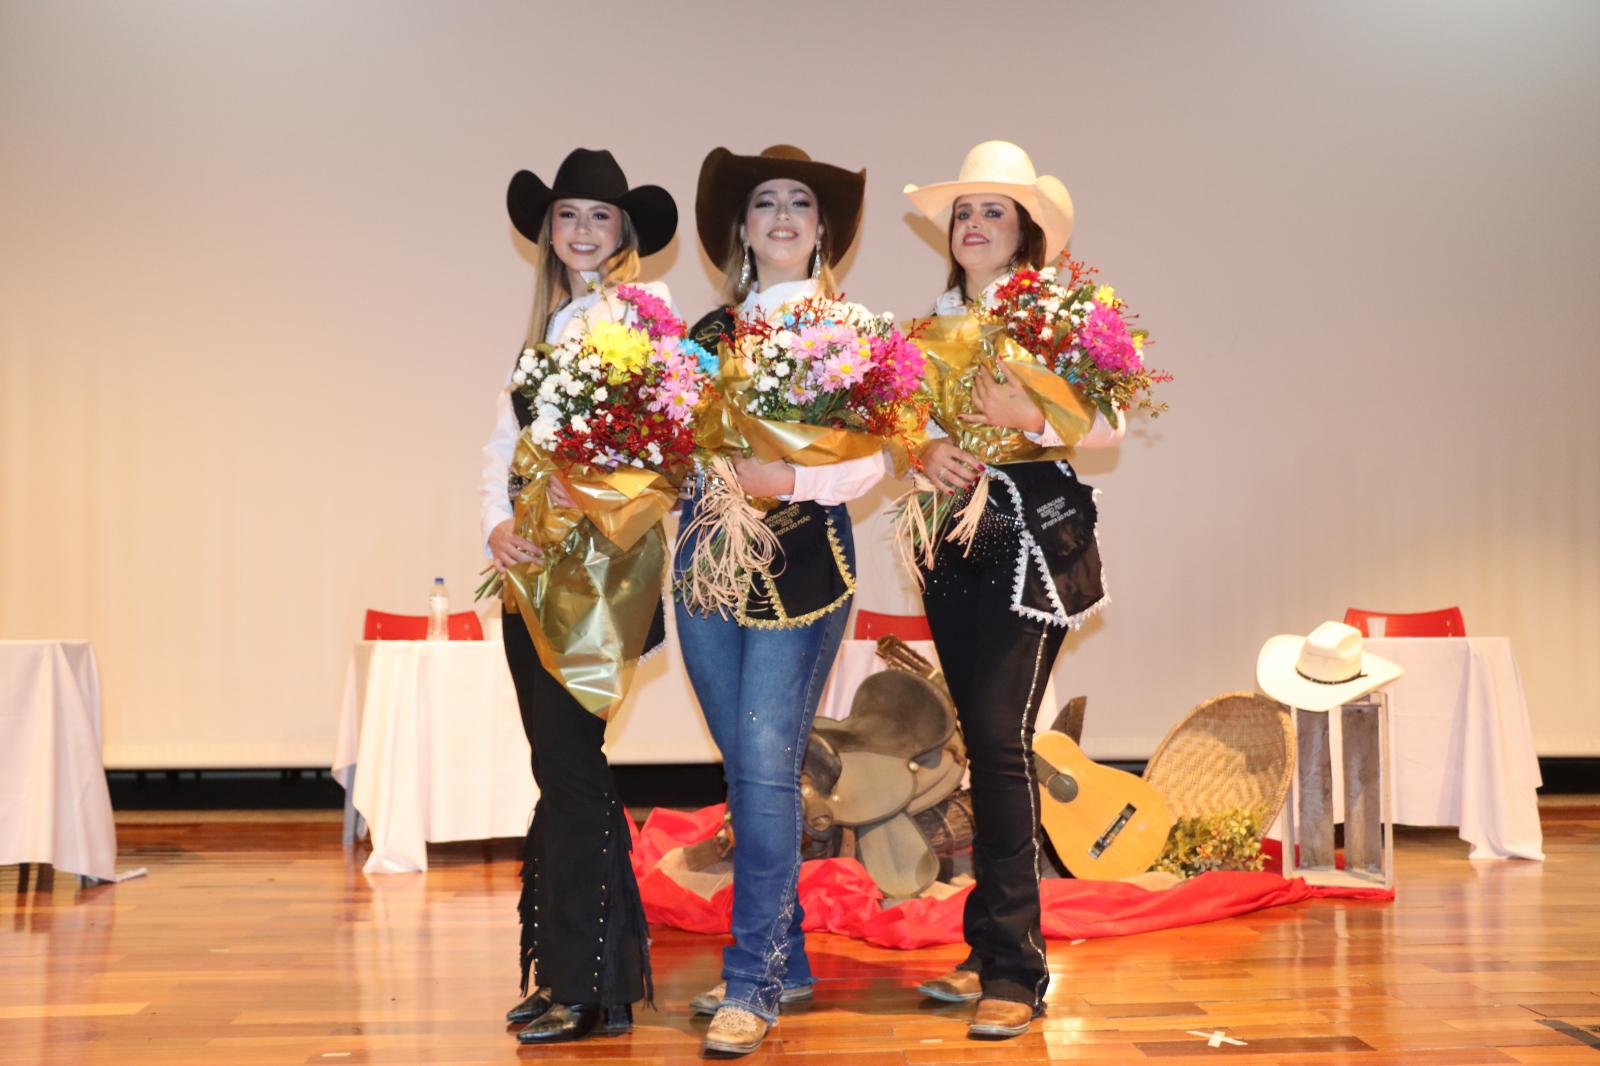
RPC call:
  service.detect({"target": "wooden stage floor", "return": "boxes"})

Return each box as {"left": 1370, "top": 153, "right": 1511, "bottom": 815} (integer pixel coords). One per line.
{"left": 4, "top": 806, "right": 1599, "bottom": 1065}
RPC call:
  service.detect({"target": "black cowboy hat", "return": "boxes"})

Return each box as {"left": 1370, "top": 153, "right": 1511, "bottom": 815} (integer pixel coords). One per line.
{"left": 695, "top": 145, "right": 866, "bottom": 268}
{"left": 507, "top": 148, "right": 677, "bottom": 257}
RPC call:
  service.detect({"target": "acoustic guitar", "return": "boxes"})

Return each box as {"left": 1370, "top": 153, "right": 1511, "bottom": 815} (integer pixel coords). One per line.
{"left": 1032, "top": 730, "right": 1174, "bottom": 881}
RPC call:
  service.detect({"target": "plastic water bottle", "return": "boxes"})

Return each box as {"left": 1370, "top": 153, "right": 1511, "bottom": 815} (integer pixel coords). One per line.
{"left": 426, "top": 577, "right": 450, "bottom": 640}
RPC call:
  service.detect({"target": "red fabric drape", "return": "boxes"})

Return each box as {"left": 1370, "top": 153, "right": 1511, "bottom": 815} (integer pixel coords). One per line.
{"left": 631, "top": 805, "right": 1393, "bottom": 950}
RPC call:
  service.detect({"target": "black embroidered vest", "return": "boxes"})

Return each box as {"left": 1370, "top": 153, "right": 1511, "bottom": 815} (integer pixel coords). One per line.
{"left": 677, "top": 308, "right": 855, "bottom": 629}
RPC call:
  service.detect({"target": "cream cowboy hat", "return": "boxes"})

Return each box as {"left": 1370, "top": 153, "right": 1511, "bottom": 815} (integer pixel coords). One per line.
{"left": 903, "top": 140, "right": 1075, "bottom": 262}
{"left": 1256, "top": 622, "right": 1404, "bottom": 713}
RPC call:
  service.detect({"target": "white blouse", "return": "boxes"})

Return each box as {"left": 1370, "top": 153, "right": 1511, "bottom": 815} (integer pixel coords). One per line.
{"left": 477, "top": 274, "right": 674, "bottom": 550}
{"left": 736, "top": 278, "right": 888, "bottom": 506}
{"left": 931, "top": 271, "right": 1125, "bottom": 450}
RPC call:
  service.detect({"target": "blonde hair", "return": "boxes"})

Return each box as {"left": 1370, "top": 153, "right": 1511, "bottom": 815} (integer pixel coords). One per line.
{"left": 718, "top": 199, "right": 839, "bottom": 304}
{"left": 525, "top": 207, "right": 642, "bottom": 346}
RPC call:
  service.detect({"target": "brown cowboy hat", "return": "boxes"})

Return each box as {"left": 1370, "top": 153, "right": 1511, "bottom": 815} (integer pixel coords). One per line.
{"left": 507, "top": 147, "right": 677, "bottom": 257}
{"left": 695, "top": 144, "right": 866, "bottom": 267}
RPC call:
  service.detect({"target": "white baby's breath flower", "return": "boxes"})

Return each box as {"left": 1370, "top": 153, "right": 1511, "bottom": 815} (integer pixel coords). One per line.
{"left": 773, "top": 362, "right": 791, "bottom": 378}
{"left": 757, "top": 374, "right": 779, "bottom": 392}
{"left": 511, "top": 370, "right": 527, "bottom": 387}
{"left": 518, "top": 352, "right": 535, "bottom": 372}
{"left": 594, "top": 386, "right": 609, "bottom": 402}
{"left": 570, "top": 414, "right": 588, "bottom": 433}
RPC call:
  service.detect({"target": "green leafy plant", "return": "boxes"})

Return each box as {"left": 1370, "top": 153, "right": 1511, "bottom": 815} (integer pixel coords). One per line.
{"left": 1154, "top": 806, "right": 1268, "bottom": 878}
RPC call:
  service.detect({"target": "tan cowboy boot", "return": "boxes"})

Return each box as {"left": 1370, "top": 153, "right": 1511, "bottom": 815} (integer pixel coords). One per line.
{"left": 968, "top": 997, "right": 1038, "bottom": 1039}
{"left": 702, "top": 1004, "right": 770, "bottom": 1056}
{"left": 916, "top": 968, "right": 982, "bottom": 1003}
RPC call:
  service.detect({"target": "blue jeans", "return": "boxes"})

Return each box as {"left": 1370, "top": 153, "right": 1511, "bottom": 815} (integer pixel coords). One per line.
{"left": 674, "top": 501, "right": 855, "bottom": 1022}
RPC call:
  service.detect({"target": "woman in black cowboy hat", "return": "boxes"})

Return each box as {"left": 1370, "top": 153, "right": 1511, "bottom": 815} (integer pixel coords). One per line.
{"left": 672, "top": 145, "right": 884, "bottom": 1057}
{"left": 478, "top": 147, "right": 676, "bottom": 1046}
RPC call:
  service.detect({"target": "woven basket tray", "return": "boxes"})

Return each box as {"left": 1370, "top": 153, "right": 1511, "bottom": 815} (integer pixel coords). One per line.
{"left": 1142, "top": 692, "right": 1296, "bottom": 826}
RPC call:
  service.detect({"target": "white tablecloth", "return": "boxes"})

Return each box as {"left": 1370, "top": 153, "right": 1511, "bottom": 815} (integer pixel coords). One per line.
{"left": 1272, "top": 637, "right": 1543, "bottom": 861}
{"left": 333, "top": 641, "right": 538, "bottom": 874}
{"left": 0, "top": 641, "right": 118, "bottom": 881}
{"left": 1365, "top": 637, "right": 1543, "bottom": 860}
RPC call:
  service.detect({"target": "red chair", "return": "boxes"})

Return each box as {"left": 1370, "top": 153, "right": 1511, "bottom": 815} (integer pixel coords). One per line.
{"left": 363, "top": 609, "right": 485, "bottom": 641}
{"left": 1343, "top": 606, "right": 1465, "bottom": 638}
{"left": 853, "top": 610, "right": 932, "bottom": 641}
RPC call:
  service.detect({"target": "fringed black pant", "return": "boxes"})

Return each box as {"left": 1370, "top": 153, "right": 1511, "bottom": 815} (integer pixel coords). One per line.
{"left": 503, "top": 610, "right": 650, "bottom": 1008}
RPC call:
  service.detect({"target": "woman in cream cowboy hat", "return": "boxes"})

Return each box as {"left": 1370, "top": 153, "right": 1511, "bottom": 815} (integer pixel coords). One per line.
{"left": 901, "top": 141, "right": 1125, "bottom": 1040}
{"left": 674, "top": 144, "right": 886, "bottom": 1057}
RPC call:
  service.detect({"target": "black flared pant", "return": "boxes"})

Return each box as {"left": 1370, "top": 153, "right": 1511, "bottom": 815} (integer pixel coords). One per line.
{"left": 920, "top": 511, "right": 1067, "bottom": 1007}
{"left": 502, "top": 610, "right": 649, "bottom": 1007}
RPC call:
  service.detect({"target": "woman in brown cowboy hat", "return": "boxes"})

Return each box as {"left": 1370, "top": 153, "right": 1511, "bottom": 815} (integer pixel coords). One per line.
{"left": 673, "top": 144, "right": 883, "bottom": 1056}
{"left": 901, "top": 140, "right": 1124, "bottom": 1040}
{"left": 479, "top": 146, "right": 676, "bottom": 1046}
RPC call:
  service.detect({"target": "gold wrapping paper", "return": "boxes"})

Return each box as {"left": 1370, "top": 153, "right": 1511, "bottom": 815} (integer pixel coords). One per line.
{"left": 908, "top": 313, "right": 1096, "bottom": 465}
{"left": 500, "top": 430, "right": 677, "bottom": 719}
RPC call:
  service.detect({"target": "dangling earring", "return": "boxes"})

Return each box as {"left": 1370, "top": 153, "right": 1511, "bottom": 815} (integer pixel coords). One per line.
{"left": 739, "top": 240, "right": 753, "bottom": 291}
{"left": 809, "top": 243, "right": 823, "bottom": 280}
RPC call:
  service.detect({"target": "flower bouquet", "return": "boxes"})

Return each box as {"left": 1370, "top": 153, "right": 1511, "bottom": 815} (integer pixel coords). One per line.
{"left": 990, "top": 261, "right": 1168, "bottom": 423}
{"left": 678, "top": 295, "right": 928, "bottom": 617}
{"left": 487, "top": 285, "right": 717, "bottom": 717}
{"left": 895, "top": 260, "right": 1166, "bottom": 576}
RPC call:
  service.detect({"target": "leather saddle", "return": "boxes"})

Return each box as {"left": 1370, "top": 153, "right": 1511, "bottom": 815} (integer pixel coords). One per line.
{"left": 802, "top": 644, "right": 967, "bottom": 898}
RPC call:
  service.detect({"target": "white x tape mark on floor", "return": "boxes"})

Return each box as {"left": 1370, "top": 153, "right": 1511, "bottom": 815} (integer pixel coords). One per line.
{"left": 1186, "top": 1029, "right": 1248, "bottom": 1048}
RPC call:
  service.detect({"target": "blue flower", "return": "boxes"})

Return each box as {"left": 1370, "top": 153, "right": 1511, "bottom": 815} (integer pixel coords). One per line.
{"left": 682, "top": 338, "right": 720, "bottom": 376}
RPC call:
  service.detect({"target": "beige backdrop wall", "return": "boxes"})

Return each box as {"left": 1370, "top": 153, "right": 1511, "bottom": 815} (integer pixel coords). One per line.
{"left": 2, "top": 0, "right": 1596, "bottom": 766}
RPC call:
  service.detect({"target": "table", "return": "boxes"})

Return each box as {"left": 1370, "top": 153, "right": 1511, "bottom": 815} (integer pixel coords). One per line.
{"left": 1268, "top": 637, "right": 1543, "bottom": 862}
{"left": 333, "top": 641, "right": 538, "bottom": 874}
{"left": 1365, "top": 637, "right": 1543, "bottom": 860}
{"left": 0, "top": 641, "right": 118, "bottom": 882}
